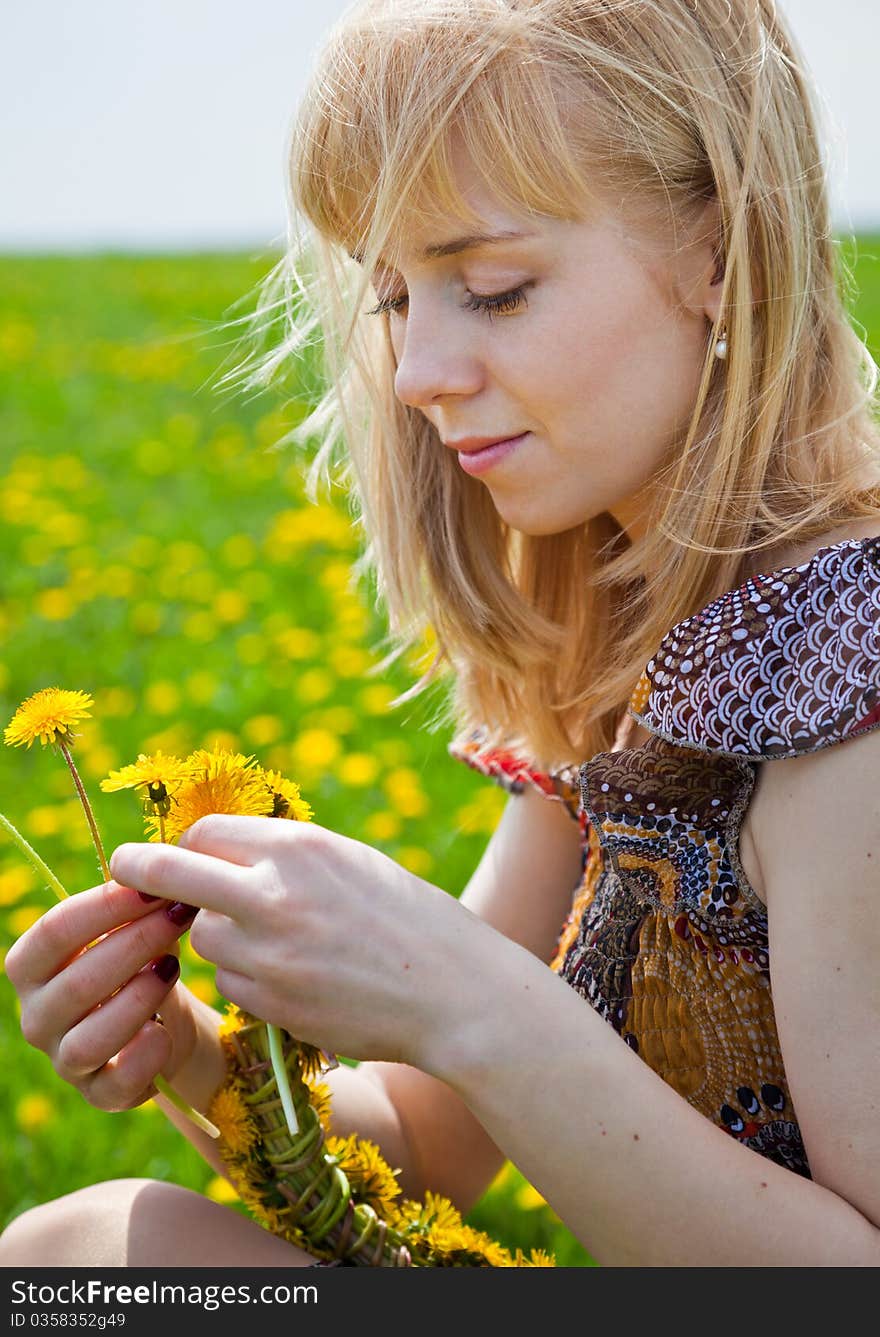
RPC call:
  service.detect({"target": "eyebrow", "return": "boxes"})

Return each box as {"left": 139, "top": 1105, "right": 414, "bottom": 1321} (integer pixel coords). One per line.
{"left": 351, "top": 229, "right": 535, "bottom": 265}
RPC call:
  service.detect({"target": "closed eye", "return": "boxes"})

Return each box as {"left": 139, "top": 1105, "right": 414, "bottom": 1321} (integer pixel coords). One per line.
{"left": 366, "top": 284, "right": 531, "bottom": 320}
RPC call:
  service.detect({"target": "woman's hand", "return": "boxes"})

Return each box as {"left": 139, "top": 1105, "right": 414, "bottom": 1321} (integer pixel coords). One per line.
{"left": 4, "top": 883, "right": 204, "bottom": 1111}
{"left": 107, "top": 815, "right": 488, "bottom": 1070}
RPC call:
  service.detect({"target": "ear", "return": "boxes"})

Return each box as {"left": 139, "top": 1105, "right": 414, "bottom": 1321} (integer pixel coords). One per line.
{"left": 672, "top": 194, "right": 725, "bottom": 325}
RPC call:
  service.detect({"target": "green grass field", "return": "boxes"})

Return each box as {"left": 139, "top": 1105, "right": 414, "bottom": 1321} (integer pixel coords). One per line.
{"left": 1, "top": 239, "right": 879, "bottom": 1268}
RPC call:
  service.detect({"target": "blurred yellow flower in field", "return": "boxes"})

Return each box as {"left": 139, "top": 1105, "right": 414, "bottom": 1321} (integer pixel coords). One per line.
{"left": 145, "top": 681, "right": 181, "bottom": 716}
{"left": 235, "top": 634, "right": 265, "bottom": 665}
{"left": 292, "top": 730, "right": 341, "bottom": 773}
{"left": 0, "top": 867, "right": 34, "bottom": 905}
{"left": 36, "top": 588, "right": 76, "bottom": 621}
{"left": 7, "top": 906, "right": 42, "bottom": 935}
{"left": 129, "top": 603, "right": 163, "bottom": 637}
{"left": 182, "top": 611, "right": 218, "bottom": 643}
{"left": 39, "top": 510, "right": 87, "bottom": 547}
{"left": 100, "top": 565, "right": 137, "bottom": 599}
{"left": 142, "top": 726, "right": 194, "bottom": 758}
{"left": 25, "top": 806, "right": 63, "bottom": 838}
{"left": 358, "top": 684, "right": 396, "bottom": 715}
{"left": 16, "top": 1094, "right": 55, "bottom": 1133}
{"left": 166, "top": 412, "right": 199, "bottom": 448}
{"left": 221, "top": 534, "right": 257, "bottom": 568}
{"left": 182, "top": 570, "right": 218, "bottom": 603}
{"left": 334, "top": 602, "right": 370, "bottom": 638}
{"left": 296, "top": 669, "right": 333, "bottom": 704}
{"left": 96, "top": 686, "right": 137, "bottom": 717}
{"left": 305, "top": 706, "right": 356, "bottom": 736}
{"left": 396, "top": 847, "right": 434, "bottom": 877}
{"left": 167, "top": 540, "right": 204, "bottom": 571}
{"left": 134, "top": 438, "right": 175, "bottom": 476}
{"left": 274, "top": 627, "right": 320, "bottom": 660}
{"left": 266, "top": 507, "right": 353, "bottom": 553}
{"left": 363, "top": 811, "right": 401, "bottom": 842}
{"left": 338, "top": 753, "right": 379, "bottom": 787}
{"left": 243, "top": 715, "right": 283, "bottom": 747}
{"left": 374, "top": 739, "right": 411, "bottom": 766}
{"left": 319, "top": 561, "right": 355, "bottom": 592}
{"left": 488, "top": 1161, "right": 515, "bottom": 1192}
{"left": 214, "top": 590, "right": 249, "bottom": 623}
{"left": 127, "top": 534, "right": 162, "bottom": 568}
{"left": 455, "top": 789, "right": 506, "bottom": 835}
{"left": 205, "top": 1176, "right": 239, "bottom": 1204}
{"left": 515, "top": 1183, "right": 548, "bottom": 1211}
{"left": 204, "top": 731, "right": 238, "bottom": 754}
{"left": 239, "top": 569, "right": 271, "bottom": 601}
{"left": 0, "top": 318, "right": 36, "bottom": 361}
{"left": 81, "top": 744, "right": 120, "bottom": 781}
{"left": 384, "top": 768, "right": 428, "bottom": 818}
{"left": 22, "top": 535, "right": 54, "bottom": 566}
{"left": 188, "top": 976, "right": 218, "bottom": 1006}
{"left": 329, "top": 645, "right": 372, "bottom": 678}
{"left": 185, "top": 671, "right": 218, "bottom": 706}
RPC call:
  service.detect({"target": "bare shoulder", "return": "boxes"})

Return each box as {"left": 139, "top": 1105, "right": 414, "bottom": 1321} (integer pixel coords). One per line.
{"left": 749, "top": 724, "right": 880, "bottom": 1226}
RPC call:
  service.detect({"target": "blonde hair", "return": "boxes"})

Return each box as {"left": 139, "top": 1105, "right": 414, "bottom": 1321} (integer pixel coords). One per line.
{"left": 222, "top": 0, "right": 880, "bottom": 770}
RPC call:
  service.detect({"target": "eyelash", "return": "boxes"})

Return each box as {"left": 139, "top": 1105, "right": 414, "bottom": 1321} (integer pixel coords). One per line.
{"left": 365, "top": 284, "right": 530, "bottom": 320}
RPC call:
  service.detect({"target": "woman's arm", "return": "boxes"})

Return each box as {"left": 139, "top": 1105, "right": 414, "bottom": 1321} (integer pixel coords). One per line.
{"left": 418, "top": 730, "right": 880, "bottom": 1266}
{"left": 159, "top": 782, "right": 584, "bottom": 1209}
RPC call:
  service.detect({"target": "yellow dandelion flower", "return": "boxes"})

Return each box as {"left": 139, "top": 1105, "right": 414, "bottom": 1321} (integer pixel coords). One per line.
{"left": 207, "top": 1082, "right": 261, "bottom": 1157}
{"left": 148, "top": 748, "right": 272, "bottom": 843}
{"left": 4, "top": 687, "right": 94, "bottom": 750}
{"left": 303, "top": 1077, "right": 333, "bottom": 1131}
{"left": 254, "top": 768, "right": 314, "bottom": 823}
{"left": 524, "top": 1248, "right": 556, "bottom": 1267}
{"left": 100, "top": 750, "right": 199, "bottom": 794}
{"left": 217, "top": 1002, "right": 244, "bottom": 1038}
{"left": 328, "top": 1136, "right": 402, "bottom": 1214}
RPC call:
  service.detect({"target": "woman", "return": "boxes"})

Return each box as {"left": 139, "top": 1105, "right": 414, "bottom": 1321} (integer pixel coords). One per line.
{"left": 3, "top": 0, "right": 880, "bottom": 1266}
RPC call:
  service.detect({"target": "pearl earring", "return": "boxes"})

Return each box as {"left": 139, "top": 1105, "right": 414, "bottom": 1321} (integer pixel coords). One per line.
{"left": 713, "top": 323, "right": 728, "bottom": 361}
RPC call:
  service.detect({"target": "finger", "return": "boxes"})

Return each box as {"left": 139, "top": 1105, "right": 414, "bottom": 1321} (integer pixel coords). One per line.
{"left": 56, "top": 953, "right": 181, "bottom": 1081}
{"left": 82, "top": 1017, "right": 174, "bottom": 1112}
{"left": 33, "top": 903, "right": 192, "bottom": 1044}
{"left": 5, "top": 880, "right": 182, "bottom": 989}
{"left": 176, "top": 813, "right": 279, "bottom": 864}
{"left": 108, "top": 840, "right": 258, "bottom": 919}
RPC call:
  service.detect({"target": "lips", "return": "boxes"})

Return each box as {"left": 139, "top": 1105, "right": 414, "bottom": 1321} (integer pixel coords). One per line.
{"left": 444, "top": 435, "right": 524, "bottom": 454}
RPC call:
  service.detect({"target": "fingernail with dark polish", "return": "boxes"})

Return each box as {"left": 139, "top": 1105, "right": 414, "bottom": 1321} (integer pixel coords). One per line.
{"left": 166, "top": 901, "right": 198, "bottom": 927}
{"left": 151, "top": 954, "right": 180, "bottom": 984}
{"left": 138, "top": 892, "right": 160, "bottom": 903}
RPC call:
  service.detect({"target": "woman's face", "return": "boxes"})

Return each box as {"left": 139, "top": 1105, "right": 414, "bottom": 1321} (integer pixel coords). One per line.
{"left": 367, "top": 146, "right": 723, "bottom": 540}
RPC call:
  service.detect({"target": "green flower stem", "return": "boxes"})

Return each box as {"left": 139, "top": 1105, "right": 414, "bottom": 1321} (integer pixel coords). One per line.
{"left": 0, "top": 812, "right": 69, "bottom": 901}
{"left": 58, "top": 740, "right": 110, "bottom": 882}
{"left": 267, "top": 1023, "right": 300, "bottom": 1136}
{"left": 154, "top": 1073, "right": 220, "bottom": 1139}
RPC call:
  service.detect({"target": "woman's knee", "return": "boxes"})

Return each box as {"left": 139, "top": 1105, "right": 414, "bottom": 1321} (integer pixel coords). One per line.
{"left": 0, "top": 1179, "right": 160, "bottom": 1267}
{"left": 0, "top": 1178, "right": 322, "bottom": 1268}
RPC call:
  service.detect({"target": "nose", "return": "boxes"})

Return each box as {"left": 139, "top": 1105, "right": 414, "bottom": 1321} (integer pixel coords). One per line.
{"left": 391, "top": 305, "right": 484, "bottom": 409}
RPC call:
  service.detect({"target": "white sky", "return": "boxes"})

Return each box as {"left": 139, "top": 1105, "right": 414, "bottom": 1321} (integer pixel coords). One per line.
{"left": 2, "top": 1, "right": 877, "bottom": 251}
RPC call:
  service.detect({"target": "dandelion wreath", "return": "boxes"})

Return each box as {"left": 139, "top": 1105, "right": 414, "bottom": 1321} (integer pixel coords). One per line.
{"left": 3, "top": 688, "right": 555, "bottom": 1267}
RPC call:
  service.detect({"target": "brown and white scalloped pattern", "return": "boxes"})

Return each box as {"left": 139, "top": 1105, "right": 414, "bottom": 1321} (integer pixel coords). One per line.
{"left": 630, "top": 535, "right": 880, "bottom": 759}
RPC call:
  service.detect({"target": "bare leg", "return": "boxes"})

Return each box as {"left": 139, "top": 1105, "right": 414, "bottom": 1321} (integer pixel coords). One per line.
{"left": 0, "top": 1179, "right": 325, "bottom": 1268}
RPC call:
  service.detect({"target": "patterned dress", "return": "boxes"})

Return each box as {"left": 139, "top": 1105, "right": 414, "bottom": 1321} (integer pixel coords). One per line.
{"left": 448, "top": 534, "right": 880, "bottom": 1180}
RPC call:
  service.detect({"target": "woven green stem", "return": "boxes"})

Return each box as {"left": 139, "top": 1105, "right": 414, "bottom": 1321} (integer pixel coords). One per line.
{"left": 267, "top": 1022, "right": 299, "bottom": 1136}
